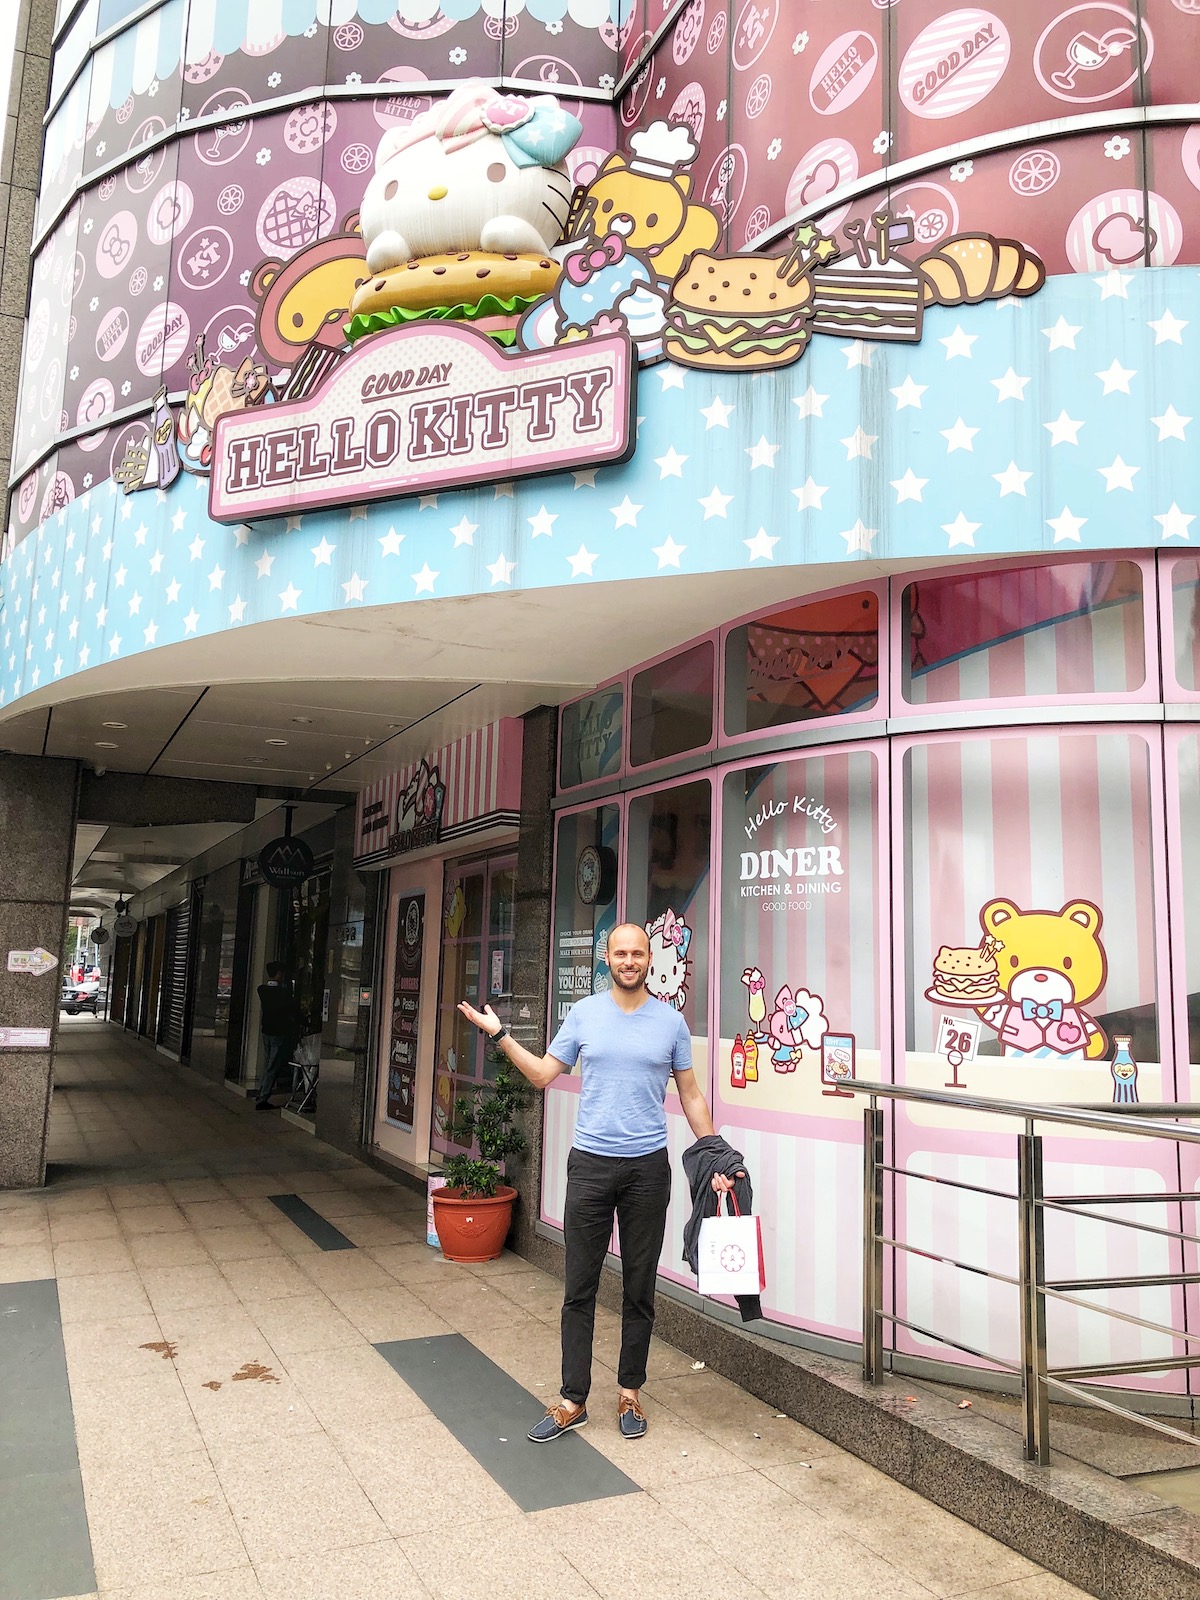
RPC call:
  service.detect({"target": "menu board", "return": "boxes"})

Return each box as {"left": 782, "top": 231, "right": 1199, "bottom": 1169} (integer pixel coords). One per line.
{"left": 387, "top": 891, "right": 425, "bottom": 1131}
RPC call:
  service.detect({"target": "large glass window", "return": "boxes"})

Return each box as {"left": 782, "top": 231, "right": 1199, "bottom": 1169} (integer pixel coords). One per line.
{"left": 625, "top": 781, "right": 712, "bottom": 1049}
{"left": 560, "top": 683, "right": 624, "bottom": 789}
{"left": 724, "top": 591, "right": 880, "bottom": 736}
{"left": 1170, "top": 558, "right": 1200, "bottom": 694}
{"left": 902, "top": 561, "right": 1146, "bottom": 704}
{"left": 629, "top": 642, "right": 715, "bottom": 767}
{"left": 550, "top": 805, "right": 620, "bottom": 1035}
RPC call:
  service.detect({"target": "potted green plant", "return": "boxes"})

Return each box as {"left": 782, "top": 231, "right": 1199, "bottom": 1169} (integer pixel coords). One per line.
{"left": 431, "top": 1060, "right": 526, "bottom": 1262}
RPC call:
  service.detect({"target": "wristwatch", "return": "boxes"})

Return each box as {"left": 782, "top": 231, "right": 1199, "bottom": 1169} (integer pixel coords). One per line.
{"left": 491, "top": 1025, "right": 509, "bottom": 1044}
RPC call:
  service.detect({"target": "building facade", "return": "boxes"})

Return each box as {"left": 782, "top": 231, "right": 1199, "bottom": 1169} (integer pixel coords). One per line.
{"left": 3, "top": 0, "right": 1200, "bottom": 1393}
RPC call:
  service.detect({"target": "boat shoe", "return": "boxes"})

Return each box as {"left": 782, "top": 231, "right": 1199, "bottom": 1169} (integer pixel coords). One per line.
{"left": 617, "top": 1393, "right": 648, "bottom": 1439}
{"left": 527, "top": 1401, "right": 588, "bottom": 1443}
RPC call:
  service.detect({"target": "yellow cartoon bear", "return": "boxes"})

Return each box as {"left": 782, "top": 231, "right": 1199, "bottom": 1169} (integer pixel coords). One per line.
{"left": 977, "top": 898, "right": 1108, "bottom": 1060}
{"left": 570, "top": 121, "right": 721, "bottom": 286}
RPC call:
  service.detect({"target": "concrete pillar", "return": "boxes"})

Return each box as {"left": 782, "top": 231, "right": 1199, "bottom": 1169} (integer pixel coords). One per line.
{"left": 0, "top": 754, "right": 79, "bottom": 1188}
{"left": 509, "top": 706, "right": 557, "bottom": 1254}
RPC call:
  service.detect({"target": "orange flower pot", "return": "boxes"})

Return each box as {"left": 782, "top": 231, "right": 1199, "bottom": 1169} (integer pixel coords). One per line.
{"left": 431, "top": 1184, "right": 517, "bottom": 1263}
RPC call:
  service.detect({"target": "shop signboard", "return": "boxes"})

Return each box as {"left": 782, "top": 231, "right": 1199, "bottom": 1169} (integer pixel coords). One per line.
{"left": 7, "top": 948, "right": 59, "bottom": 976}
{"left": 113, "top": 915, "right": 137, "bottom": 938}
{"left": 387, "top": 891, "right": 425, "bottom": 1131}
{"left": 258, "top": 834, "right": 315, "bottom": 887}
{"left": 0, "top": 1028, "right": 52, "bottom": 1048}
{"left": 208, "top": 323, "right": 636, "bottom": 524}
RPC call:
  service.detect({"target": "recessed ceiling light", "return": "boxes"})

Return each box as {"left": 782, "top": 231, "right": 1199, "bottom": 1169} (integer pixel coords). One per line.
{"left": 265, "top": 737, "right": 288, "bottom": 746}
{"left": 101, "top": 720, "right": 127, "bottom": 729}
{"left": 94, "top": 741, "right": 119, "bottom": 749}
{"left": 291, "top": 716, "right": 312, "bottom": 724}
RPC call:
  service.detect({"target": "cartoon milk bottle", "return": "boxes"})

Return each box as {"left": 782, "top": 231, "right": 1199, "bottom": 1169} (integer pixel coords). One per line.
{"left": 744, "top": 1033, "right": 759, "bottom": 1083}
{"left": 731, "top": 1034, "right": 746, "bottom": 1089}
{"left": 1110, "top": 1035, "right": 1138, "bottom": 1104}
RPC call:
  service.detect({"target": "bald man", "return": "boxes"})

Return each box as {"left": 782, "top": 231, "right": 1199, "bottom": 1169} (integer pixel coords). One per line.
{"left": 459, "top": 921, "right": 732, "bottom": 1443}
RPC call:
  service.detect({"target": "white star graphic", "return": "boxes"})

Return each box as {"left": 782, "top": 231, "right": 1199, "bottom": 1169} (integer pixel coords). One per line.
{"left": 994, "top": 461, "right": 1033, "bottom": 497}
{"left": 572, "top": 470, "right": 597, "bottom": 488}
{"left": 1047, "top": 507, "right": 1087, "bottom": 544}
{"left": 528, "top": 506, "right": 557, "bottom": 538}
{"left": 744, "top": 528, "right": 778, "bottom": 562}
{"left": 655, "top": 446, "right": 688, "bottom": 479}
{"left": 840, "top": 520, "right": 876, "bottom": 555}
{"left": 148, "top": 549, "right": 163, "bottom": 574}
{"left": 700, "top": 395, "right": 734, "bottom": 429}
{"left": 188, "top": 535, "right": 205, "bottom": 561}
{"left": 792, "top": 385, "right": 828, "bottom": 419}
{"left": 412, "top": 564, "right": 438, "bottom": 594}
{"left": 940, "top": 418, "right": 979, "bottom": 453}
{"left": 745, "top": 436, "right": 779, "bottom": 470}
{"left": 142, "top": 623, "right": 157, "bottom": 646}
{"left": 255, "top": 551, "right": 274, "bottom": 578}
{"left": 108, "top": 632, "right": 122, "bottom": 656}
{"left": 165, "top": 579, "right": 181, "bottom": 604}
{"left": 311, "top": 537, "right": 336, "bottom": 566}
{"left": 841, "top": 426, "right": 876, "bottom": 461}
{"left": 450, "top": 516, "right": 477, "bottom": 547}
{"left": 1149, "top": 309, "right": 1187, "bottom": 345}
{"left": 494, "top": 482, "right": 514, "bottom": 500}
{"left": 349, "top": 504, "right": 367, "bottom": 522}
{"left": 342, "top": 574, "right": 368, "bottom": 602}
{"left": 1096, "top": 358, "right": 1135, "bottom": 395}
{"left": 1152, "top": 405, "right": 1191, "bottom": 442}
{"left": 567, "top": 545, "right": 597, "bottom": 578}
{"left": 487, "top": 554, "right": 516, "bottom": 586}
{"left": 942, "top": 513, "right": 980, "bottom": 548}
{"left": 890, "top": 376, "right": 926, "bottom": 410}
{"left": 53, "top": 655, "right": 63, "bottom": 676}
{"left": 610, "top": 496, "right": 642, "bottom": 529}
{"left": 279, "top": 582, "right": 302, "bottom": 612}
{"left": 842, "top": 340, "right": 872, "bottom": 369}
{"left": 379, "top": 527, "right": 405, "bottom": 556}
{"left": 1156, "top": 503, "right": 1196, "bottom": 541}
{"left": 183, "top": 609, "right": 199, "bottom": 634}
{"left": 792, "top": 477, "right": 827, "bottom": 511}
{"left": 991, "top": 367, "right": 1030, "bottom": 402}
{"left": 1098, "top": 455, "right": 1139, "bottom": 492}
{"left": 658, "top": 364, "right": 686, "bottom": 391}
{"left": 127, "top": 591, "right": 142, "bottom": 615}
{"left": 171, "top": 508, "right": 186, "bottom": 533}
{"left": 285, "top": 515, "right": 303, "bottom": 532}
{"left": 1096, "top": 269, "right": 1132, "bottom": 300}
{"left": 233, "top": 524, "right": 250, "bottom": 546}
{"left": 114, "top": 564, "right": 127, "bottom": 587}
{"left": 207, "top": 564, "right": 225, "bottom": 591}
{"left": 1042, "top": 316, "right": 1082, "bottom": 351}
{"left": 95, "top": 605, "right": 108, "bottom": 627}
{"left": 228, "top": 596, "right": 247, "bottom": 622}
{"left": 78, "top": 643, "right": 90, "bottom": 665}
{"left": 652, "top": 535, "right": 686, "bottom": 569}
{"left": 1044, "top": 410, "right": 1084, "bottom": 446}
{"left": 891, "top": 469, "right": 927, "bottom": 504}
{"left": 940, "top": 325, "right": 977, "bottom": 360}
{"left": 698, "top": 485, "right": 733, "bottom": 520}
{"left": 84, "top": 579, "right": 96, "bottom": 601}
{"left": 418, "top": 495, "right": 439, "bottom": 512}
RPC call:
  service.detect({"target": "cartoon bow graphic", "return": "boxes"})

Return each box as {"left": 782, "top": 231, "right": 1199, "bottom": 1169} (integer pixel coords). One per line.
{"left": 385, "top": 82, "right": 582, "bottom": 169}
{"left": 741, "top": 967, "right": 765, "bottom": 996}
{"left": 662, "top": 909, "right": 691, "bottom": 958}
{"left": 1020, "top": 998, "right": 1064, "bottom": 1023}
{"left": 564, "top": 233, "right": 627, "bottom": 285}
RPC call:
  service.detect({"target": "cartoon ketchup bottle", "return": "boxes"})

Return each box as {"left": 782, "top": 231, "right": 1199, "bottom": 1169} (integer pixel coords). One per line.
{"left": 743, "top": 1033, "right": 759, "bottom": 1083}
{"left": 731, "top": 1034, "right": 747, "bottom": 1089}
{"left": 1111, "top": 1035, "right": 1138, "bottom": 1105}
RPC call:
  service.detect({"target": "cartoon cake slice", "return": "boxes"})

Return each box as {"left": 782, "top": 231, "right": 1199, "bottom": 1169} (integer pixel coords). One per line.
{"left": 810, "top": 213, "right": 924, "bottom": 342}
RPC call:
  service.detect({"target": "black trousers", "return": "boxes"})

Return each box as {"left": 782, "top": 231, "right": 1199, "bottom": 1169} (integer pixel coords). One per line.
{"left": 561, "top": 1146, "right": 671, "bottom": 1406}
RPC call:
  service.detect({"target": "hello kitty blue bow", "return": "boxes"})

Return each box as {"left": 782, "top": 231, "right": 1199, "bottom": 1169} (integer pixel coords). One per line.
{"left": 662, "top": 910, "right": 691, "bottom": 957}
{"left": 393, "top": 82, "right": 582, "bottom": 170}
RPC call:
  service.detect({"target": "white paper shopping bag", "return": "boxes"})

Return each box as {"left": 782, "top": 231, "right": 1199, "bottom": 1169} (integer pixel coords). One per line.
{"left": 696, "top": 1196, "right": 765, "bottom": 1296}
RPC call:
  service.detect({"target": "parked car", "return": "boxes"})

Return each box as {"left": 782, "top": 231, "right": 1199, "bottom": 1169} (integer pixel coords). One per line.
{"left": 61, "top": 981, "right": 100, "bottom": 1015}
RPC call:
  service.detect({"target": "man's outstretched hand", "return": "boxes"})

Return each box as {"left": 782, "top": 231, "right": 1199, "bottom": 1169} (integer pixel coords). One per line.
{"left": 457, "top": 1000, "right": 501, "bottom": 1036}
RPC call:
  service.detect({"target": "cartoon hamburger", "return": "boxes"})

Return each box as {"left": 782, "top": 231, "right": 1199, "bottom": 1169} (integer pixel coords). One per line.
{"left": 664, "top": 250, "right": 816, "bottom": 371}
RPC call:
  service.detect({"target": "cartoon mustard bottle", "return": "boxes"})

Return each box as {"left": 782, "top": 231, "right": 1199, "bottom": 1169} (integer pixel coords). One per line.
{"left": 744, "top": 1033, "right": 759, "bottom": 1082}
{"left": 731, "top": 1034, "right": 746, "bottom": 1089}
{"left": 1110, "top": 1035, "right": 1138, "bottom": 1104}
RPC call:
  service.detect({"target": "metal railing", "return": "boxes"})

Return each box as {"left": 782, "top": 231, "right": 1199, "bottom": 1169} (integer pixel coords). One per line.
{"left": 842, "top": 1078, "right": 1200, "bottom": 1465}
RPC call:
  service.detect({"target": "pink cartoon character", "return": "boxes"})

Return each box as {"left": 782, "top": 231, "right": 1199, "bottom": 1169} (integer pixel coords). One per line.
{"left": 645, "top": 909, "right": 692, "bottom": 1010}
{"left": 766, "top": 985, "right": 829, "bottom": 1073}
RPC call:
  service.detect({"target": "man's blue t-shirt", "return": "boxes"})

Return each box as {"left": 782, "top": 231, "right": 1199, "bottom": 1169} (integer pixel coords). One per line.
{"left": 547, "top": 990, "right": 691, "bottom": 1158}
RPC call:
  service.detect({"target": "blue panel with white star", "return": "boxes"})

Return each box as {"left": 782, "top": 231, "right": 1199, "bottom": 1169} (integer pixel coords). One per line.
{"left": 1, "top": 266, "right": 1197, "bottom": 707}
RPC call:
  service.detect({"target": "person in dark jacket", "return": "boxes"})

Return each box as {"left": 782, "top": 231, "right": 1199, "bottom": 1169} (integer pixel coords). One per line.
{"left": 255, "top": 961, "right": 302, "bottom": 1110}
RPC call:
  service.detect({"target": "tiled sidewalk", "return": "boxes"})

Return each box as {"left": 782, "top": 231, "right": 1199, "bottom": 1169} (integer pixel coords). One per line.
{"left": 0, "top": 1023, "right": 1088, "bottom": 1600}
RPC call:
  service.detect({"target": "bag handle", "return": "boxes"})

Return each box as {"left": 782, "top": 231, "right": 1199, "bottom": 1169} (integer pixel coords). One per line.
{"left": 725, "top": 1189, "right": 741, "bottom": 1218}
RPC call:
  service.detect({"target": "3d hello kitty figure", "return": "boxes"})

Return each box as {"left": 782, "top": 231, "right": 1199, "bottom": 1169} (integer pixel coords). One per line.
{"left": 359, "top": 81, "right": 582, "bottom": 274}
{"left": 645, "top": 909, "right": 691, "bottom": 1010}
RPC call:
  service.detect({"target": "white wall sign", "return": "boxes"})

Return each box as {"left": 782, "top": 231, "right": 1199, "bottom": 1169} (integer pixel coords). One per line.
{"left": 209, "top": 323, "right": 636, "bottom": 523}
{"left": 7, "top": 948, "right": 59, "bottom": 976}
{"left": 0, "top": 1027, "right": 52, "bottom": 1048}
